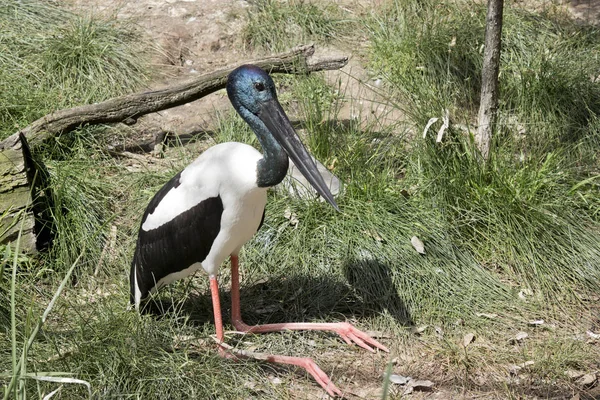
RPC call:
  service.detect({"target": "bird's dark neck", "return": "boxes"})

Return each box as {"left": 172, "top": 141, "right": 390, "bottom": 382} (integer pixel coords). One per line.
{"left": 237, "top": 107, "right": 289, "bottom": 188}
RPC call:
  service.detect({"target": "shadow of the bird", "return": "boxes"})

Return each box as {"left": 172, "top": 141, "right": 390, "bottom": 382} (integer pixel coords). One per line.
{"left": 144, "top": 259, "right": 413, "bottom": 328}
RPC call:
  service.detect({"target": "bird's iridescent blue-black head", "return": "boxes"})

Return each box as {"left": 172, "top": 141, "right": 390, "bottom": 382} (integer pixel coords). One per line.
{"left": 227, "top": 65, "right": 277, "bottom": 115}
{"left": 226, "top": 65, "right": 339, "bottom": 211}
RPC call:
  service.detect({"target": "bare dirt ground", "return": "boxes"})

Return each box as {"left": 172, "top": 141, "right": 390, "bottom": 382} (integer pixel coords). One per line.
{"left": 68, "top": 0, "right": 404, "bottom": 155}
{"left": 63, "top": 1, "right": 600, "bottom": 399}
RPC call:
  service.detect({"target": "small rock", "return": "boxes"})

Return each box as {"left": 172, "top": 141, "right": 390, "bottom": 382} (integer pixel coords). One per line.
{"left": 520, "top": 360, "right": 535, "bottom": 368}
{"left": 243, "top": 380, "right": 257, "bottom": 390}
{"left": 365, "top": 331, "right": 391, "bottom": 339}
{"left": 515, "top": 331, "right": 528, "bottom": 341}
{"left": 279, "top": 156, "right": 342, "bottom": 201}
{"left": 409, "top": 380, "right": 435, "bottom": 391}
{"left": 268, "top": 376, "right": 283, "bottom": 385}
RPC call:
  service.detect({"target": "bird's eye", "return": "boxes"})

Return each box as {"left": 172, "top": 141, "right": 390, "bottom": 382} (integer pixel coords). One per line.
{"left": 254, "top": 82, "right": 265, "bottom": 92}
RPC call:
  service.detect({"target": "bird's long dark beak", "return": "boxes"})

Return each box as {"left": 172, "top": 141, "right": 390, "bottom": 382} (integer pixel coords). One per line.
{"left": 259, "top": 99, "right": 339, "bottom": 211}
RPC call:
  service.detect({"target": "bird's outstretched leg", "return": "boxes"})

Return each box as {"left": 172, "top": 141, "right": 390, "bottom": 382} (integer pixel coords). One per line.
{"left": 210, "top": 271, "right": 342, "bottom": 397}
{"left": 209, "top": 275, "right": 228, "bottom": 357}
{"left": 215, "top": 340, "right": 343, "bottom": 398}
{"left": 229, "top": 255, "right": 389, "bottom": 353}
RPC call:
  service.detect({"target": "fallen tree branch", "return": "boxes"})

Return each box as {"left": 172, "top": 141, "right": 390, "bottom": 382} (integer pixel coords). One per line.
{"left": 0, "top": 44, "right": 348, "bottom": 252}
{"left": 1, "top": 44, "right": 348, "bottom": 150}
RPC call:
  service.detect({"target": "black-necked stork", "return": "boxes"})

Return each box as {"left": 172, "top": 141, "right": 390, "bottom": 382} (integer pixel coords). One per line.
{"left": 130, "top": 65, "right": 388, "bottom": 397}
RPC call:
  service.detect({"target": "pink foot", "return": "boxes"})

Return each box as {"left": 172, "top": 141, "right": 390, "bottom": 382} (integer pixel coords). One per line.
{"left": 233, "top": 320, "right": 389, "bottom": 353}
{"left": 214, "top": 339, "right": 343, "bottom": 398}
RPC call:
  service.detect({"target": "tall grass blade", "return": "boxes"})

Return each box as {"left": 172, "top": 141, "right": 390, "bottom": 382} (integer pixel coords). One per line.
{"left": 23, "top": 374, "right": 90, "bottom": 398}
{"left": 9, "top": 220, "right": 23, "bottom": 400}
{"left": 4, "top": 248, "right": 86, "bottom": 400}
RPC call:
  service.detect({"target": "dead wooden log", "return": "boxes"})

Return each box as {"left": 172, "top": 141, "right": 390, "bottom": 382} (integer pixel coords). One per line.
{"left": 0, "top": 134, "right": 37, "bottom": 252}
{"left": 0, "top": 44, "right": 348, "bottom": 252}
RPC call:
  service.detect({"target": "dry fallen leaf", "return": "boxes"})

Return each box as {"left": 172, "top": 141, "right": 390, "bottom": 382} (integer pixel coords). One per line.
{"left": 565, "top": 370, "right": 585, "bottom": 380}
{"left": 577, "top": 373, "right": 597, "bottom": 387}
{"left": 520, "top": 360, "right": 535, "bottom": 368}
{"left": 422, "top": 117, "right": 439, "bottom": 139}
{"left": 389, "top": 374, "right": 411, "bottom": 385}
{"left": 283, "top": 208, "right": 299, "bottom": 226}
{"left": 463, "top": 333, "right": 476, "bottom": 347}
{"left": 364, "top": 229, "right": 385, "bottom": 242}
{"left": 436, "top": 109, "right": 450, "bottom": 143}
{"left": 586, "top": 330, "right": 600, "bottom": 340}
{"left": 509, "top": 360, "right": 534, "bottom": 375}
{"left": 509, "top": 331, "right": 528, "bottom": 344}
{"left": 476, "top": 312, "right": 498, "bottom": 319}
{"left": 411, "top": 236, "right": 425, "bottom": 254}
{"left": 365, "top": 330, "right": 391, "bottom": 339}
{"left": 411, "top": 325, "right": 428, "bottom": 334}
{"left": 518, "top": 288, "right": 533, "bottom": 300}
{"left": 327, "top": 157, "right": 338, "bottom": 170}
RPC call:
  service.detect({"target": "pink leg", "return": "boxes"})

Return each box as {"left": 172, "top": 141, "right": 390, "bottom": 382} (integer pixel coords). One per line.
{"left": 218, "top": 257, "right": 343, "bottom": 397}
{"left": 230, "top": 255, "right": 389, "bottom": 353}
{"left": 209, "top": 275, "right": 228, "bottom": 357}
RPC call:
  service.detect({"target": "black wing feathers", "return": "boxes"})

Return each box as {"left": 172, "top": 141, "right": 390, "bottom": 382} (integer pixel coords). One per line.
{"left": 130, "top": 193, "right": 223, "bottom": 303}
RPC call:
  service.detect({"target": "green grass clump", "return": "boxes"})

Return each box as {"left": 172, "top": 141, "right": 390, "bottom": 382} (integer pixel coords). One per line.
{"left": 0, "top": 0, "right": 146, "bottom": 140}
{"left": 367, "top": 0, "right": 600, "bottom": 301}
{"left": 368, "top": 0, "right": 485, "bottom": 124}
{"left": 242, "top": 0, "right": 351, "bottom": 52}
{"left": 409, "top": 131, "right": 600, "bottom": 301}
{"left": 1, "top": 1, "right": 149, "bottom": 398}
{"left": 368, "top": 0, "right": 600, "bottom": 144}
{"left": 39, "top": 16, "right": 146, "bottom": 103}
